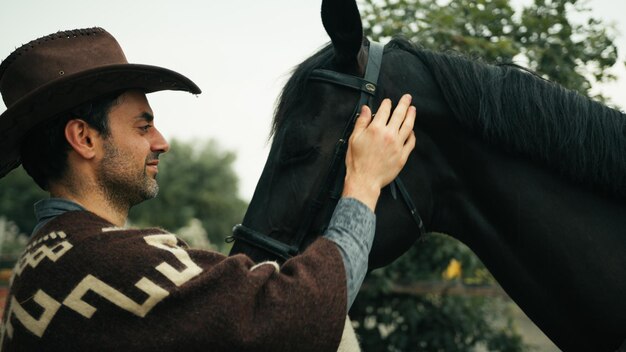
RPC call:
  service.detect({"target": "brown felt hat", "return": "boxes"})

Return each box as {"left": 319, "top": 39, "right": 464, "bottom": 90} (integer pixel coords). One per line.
{"left": 0, "top": 27, "right": 201, "bottom": 179}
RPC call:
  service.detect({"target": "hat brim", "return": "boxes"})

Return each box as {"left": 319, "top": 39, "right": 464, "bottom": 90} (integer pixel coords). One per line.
{"left": 0, "top": 63, "right": 201, "bottom": 178}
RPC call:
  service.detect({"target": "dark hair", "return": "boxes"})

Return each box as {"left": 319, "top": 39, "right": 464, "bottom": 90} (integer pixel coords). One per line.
{"left": 20, "top": 92, "right": 123, "bottom": 190}
{"left": 386, "top": 37, "right": 626, "bottom": 197}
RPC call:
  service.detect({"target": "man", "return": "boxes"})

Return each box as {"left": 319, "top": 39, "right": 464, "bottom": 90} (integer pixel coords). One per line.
{"left": 0, "top": 28, "right": 416, "bottom": 351}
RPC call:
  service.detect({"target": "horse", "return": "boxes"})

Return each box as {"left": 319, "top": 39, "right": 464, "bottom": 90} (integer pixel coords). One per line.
{"left": 229, "top": 0, "right": 626, "bottom": 350}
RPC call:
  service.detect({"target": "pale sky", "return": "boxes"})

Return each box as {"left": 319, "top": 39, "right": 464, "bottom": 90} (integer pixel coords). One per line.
{"left": 1, "top": 0, "right": 624, "bottom": 200}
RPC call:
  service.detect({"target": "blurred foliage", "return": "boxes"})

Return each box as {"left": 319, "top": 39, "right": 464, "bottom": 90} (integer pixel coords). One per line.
{"left": 176, "top": 218, "right": 219, "bottom": 251}
{"left": 350, "top": 0, "right": 621, "bottom": 350}
{"left": 0, "top": 217, "right": 28, "bottom": 262}
{"left": 0, "top": 167, "right": 47, "bottom": 235}
{"left": 351, "top": 234, "right": 524, "bottom": 351}
{"left": 360, "top": 0, "right": 619, "bottom": 102}
{"left": 129, "top": 139, "right": 246, "bottom": 253}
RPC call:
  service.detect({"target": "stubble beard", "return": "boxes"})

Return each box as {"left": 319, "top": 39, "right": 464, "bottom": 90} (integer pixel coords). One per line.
{"left": 97, "top": 140, "right": 160, "bottom": 212}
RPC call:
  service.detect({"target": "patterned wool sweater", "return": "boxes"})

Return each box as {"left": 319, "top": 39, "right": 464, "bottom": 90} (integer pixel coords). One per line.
{"left": 0, "top": 210, "right": 347, "bottom": 351}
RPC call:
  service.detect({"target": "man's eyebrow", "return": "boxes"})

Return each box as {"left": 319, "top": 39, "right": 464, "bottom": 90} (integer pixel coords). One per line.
{"left": 135, "top": 112, "right": 154, "bottom": 122}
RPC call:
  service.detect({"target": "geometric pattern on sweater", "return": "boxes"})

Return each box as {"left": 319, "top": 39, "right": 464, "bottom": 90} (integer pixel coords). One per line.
{"left": 3, "top": 233, "right": 202, "bottom": 340}
{"left": 0, "top": 210, "right": 347, "bottom": 352}
{"left": 13, "top": 238, "right": 72, "bottom": 278}
{"left": 24, "top": 231, "right": 67, "bottom": 251}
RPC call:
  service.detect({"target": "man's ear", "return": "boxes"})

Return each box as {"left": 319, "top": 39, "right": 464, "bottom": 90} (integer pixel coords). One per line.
{"left": 64, "top": 119, "right": 99, "bottom": 160}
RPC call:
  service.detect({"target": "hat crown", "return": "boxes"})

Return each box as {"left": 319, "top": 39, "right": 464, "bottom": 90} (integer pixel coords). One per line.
{"left": 0, "top": 28, "right": 128, "bottom": 108}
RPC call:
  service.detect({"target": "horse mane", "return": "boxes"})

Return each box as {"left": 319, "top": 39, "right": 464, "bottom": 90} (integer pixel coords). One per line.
{"left": 273, "top": 37, "right": 626, "bottom": 198}
{"left": 387, "top": 37, "right": 626, "bottom": 198}
{"left": 272, "top": 43, "right": 335, "bottom": 137}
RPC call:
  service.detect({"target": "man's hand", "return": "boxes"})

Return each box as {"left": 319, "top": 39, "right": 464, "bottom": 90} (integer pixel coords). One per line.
{"left": 342, "top": 94, "right": 417, "bottom": 211}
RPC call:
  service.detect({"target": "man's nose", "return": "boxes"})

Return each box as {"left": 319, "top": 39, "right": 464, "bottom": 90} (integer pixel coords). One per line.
{"left": 152, "top": 128, "right": 170, "bottom": 153}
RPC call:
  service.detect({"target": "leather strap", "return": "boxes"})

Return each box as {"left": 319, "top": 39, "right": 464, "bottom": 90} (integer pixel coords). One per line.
{"left": 394, "top": 178, "right": 424, "bottom": 232}
{"left": 616, "top": 338, "right": 626, "bottom": 352}
{"left": 309, "top": 69, "right": 377, "bottom": 95}
{"left": 230, "top": 224, "right": 298, "bottom": 261}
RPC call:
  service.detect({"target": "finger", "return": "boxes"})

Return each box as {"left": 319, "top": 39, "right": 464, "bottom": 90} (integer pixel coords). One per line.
{"left": 388, "top": 94, "right": 412, "bottom": 130}
{"left": 399, "top": 106, "right": 416, "bottom": 140}
{"left": 401, "top": 131, "right": 416, "bottom": 161}
{"left": 353, "top": 105, "right": 372, "bottom": 135}
{"left": 371, "top": 99, "right": 392, "bottom": 127}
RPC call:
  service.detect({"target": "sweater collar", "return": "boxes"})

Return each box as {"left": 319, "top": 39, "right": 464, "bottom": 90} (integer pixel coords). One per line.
{"left": 32, "top": 198, "right": 85, "bottom": 236}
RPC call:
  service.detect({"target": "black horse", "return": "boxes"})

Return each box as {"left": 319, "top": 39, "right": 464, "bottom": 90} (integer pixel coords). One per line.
{"left": 230, "top": 0, "right": 626, "bottom": 350}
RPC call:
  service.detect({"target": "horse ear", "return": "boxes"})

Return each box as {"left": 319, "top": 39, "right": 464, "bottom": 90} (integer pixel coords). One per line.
{"left": 321, "top": 0, "right": 365, "bottom": 69}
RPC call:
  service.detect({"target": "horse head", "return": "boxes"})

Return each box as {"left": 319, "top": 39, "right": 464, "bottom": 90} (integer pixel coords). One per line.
{"left": 229, "top": 0, "right": 437, "bottom": 268}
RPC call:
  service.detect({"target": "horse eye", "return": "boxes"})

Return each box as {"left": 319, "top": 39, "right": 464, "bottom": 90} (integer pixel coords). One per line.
{"left": 279, "top": 146, "right": 320, "bottom": 168}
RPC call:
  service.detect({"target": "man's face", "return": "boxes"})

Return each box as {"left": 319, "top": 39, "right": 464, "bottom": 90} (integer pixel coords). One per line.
{"left": 96, "top": 90, "right": 169, "bottom": 208}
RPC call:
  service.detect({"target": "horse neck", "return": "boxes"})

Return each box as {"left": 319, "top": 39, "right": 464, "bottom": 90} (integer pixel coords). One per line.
{"left": 414, "top": 106, "right": 626, "bottom": 351}
{"left": 417, "top": 112, "right": 524, "bottom": 243}
{"left": 418, "top": 104, "right": 626, "bottom": 258}
{"left": 379, "top": 46, "right": 625, "bottom": 349}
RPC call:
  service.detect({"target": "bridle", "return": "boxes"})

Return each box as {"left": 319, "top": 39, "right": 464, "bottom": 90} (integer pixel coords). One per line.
{"left": 231, "top": 41, "right": 424, "bottom": 261}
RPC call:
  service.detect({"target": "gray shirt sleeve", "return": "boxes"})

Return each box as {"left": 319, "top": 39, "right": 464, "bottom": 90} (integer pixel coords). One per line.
{"left": 323, "top": 197, "right": 376, "bottom": 309}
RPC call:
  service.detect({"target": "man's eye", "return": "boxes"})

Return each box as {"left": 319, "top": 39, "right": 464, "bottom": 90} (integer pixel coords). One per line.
{"left": 140, "top": 125, "right": 152, "bottom": 132}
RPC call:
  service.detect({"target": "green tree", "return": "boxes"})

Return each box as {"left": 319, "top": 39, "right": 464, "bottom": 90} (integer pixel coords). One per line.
{"left": 360, "top": 0, "right": 618, "bottom": 100}
{"left": 129, "top": 139, "right": 246, "bottom": 253}
{"left": 352, "top": 234, "right": 524, "bottom": 351}
{"left": 0, "top": 167, "right": 46, "bottom": 235}
{"left": 352, "top": 0, "right": 620, "bottom": 350}
{"left": 0, "top": 217, "right": 29, "bottom": 261}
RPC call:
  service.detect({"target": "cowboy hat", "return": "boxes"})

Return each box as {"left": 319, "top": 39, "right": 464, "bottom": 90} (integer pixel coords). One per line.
{"left": 0, "top": 27, "right": 201, "bottom": 179}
